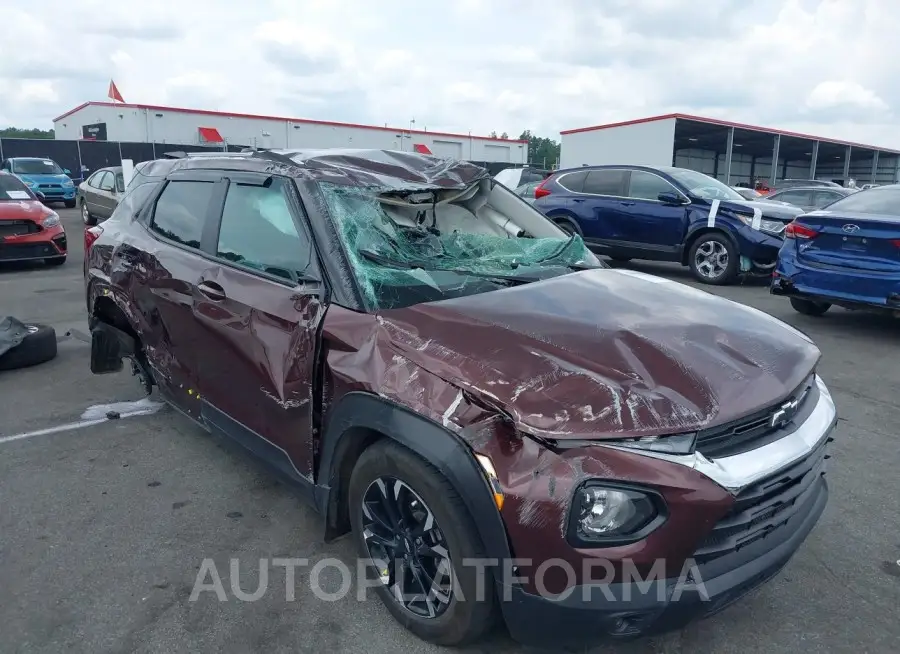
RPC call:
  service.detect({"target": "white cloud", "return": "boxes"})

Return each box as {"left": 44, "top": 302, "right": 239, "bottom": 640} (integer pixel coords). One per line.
{"left": 0, "top": 0, "right": 897, "bottom": 147}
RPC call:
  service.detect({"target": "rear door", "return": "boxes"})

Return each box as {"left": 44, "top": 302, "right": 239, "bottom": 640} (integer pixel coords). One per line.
{"left": 612, "top": 169, "right": 688, "bottom": 257}
{"left": 83, "top": 172, "right": 107, "bottom": 215}
{"left": 573, "top": 169, "right": 629, "bottom": 241}
{"left": 192, "top": 172, "right": 325, "bottom": 480}
{"left": 796, "top": 189, "right": 900, "bottom": 274}
{"left": 774, "top": 189, "right": 815, "bottom": 211}
{"left": 137, "top": 170, "right": 222, "bottom": 418}
{"left": 811, "top": 190, "right": 845, "bottom": 209}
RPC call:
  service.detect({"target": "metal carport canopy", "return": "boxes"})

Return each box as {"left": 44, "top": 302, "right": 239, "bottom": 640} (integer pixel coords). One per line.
{"left": 670, "top": 113, "right": 900, "bottom": 185}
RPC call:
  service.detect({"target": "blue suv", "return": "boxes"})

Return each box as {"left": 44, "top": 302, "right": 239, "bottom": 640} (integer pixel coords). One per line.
{"left": 0, "top": 157, "right": 77, "bottom": 208}
{"left": 533, "top": 165, "right": 803, "bottom": 284}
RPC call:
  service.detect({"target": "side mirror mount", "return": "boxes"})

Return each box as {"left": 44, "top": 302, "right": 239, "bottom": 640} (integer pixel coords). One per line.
{"left": 63, "top": 168, "right": 72, "bottom": 174}
{"left": 658, "top": 191, "right": 687, "bottom": 205}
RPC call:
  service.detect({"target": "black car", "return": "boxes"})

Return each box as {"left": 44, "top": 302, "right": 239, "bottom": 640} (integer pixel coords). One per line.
{"left": 766, "top": 186, "right": 855, "bottom": 212}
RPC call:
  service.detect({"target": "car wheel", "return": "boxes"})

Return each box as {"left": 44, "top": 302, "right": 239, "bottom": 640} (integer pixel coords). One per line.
{"left": 689, "top": 232, "right": 739, "bottom": 285}
{"left": 349, "top": 440, "right": 497, "bottom": 646}
{"left": 551, "top": 216, "right": 581, "bottom": 236}
{"left": 0, "top": 324, "right": 58, "bottom": 371}
{"left": 80, "top": 200, "right": 97, "bottom": 226}
{"left": 45, "top": 257, "right": 66, "bottom": 266}
{"left": 790, "top": 297, "right": 831, "bottom": 316}
{"left": 65, "top": 199, "right": 76, "bottom": 209}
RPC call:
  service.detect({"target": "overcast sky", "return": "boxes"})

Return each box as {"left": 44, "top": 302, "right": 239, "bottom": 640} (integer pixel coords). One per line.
{"left": 1, "top": 0, "right": 897, "bottom": 146}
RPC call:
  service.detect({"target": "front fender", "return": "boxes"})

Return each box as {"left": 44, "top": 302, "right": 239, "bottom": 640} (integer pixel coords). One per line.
{"left": 315, "top": 391, "right": 514, "bottom": 563}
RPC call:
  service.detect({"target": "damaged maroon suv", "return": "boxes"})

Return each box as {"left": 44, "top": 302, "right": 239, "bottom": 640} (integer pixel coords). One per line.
{"left": 84, "top": 149, "right": 837, "bottom": 647}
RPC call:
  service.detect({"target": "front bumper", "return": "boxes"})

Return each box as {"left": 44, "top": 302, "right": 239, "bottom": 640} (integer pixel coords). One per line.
{"left": 30, "top": 185, "right": 76, "bottom": 201}
{"left": 732, "top": 226, "right": 784, "bottom": 267}
{"left": 0, "top": 227, "right": 67, "bottom": 262}
{"left": 498, "top": 376, "right": 836, "bottom": 646}
{"left": 773, "top": 253, "right": 900, "bottom": 310}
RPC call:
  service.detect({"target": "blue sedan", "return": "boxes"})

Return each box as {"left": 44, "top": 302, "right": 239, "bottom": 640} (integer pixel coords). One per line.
{"left": 771, "top": 185, "right": 900, "bottom": 316}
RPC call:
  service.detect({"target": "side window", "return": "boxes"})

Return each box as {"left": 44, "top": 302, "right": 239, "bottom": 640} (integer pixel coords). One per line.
{"left": 88, "top": 171, "right": 107, "bottom": 189}
{"left": 150, "top": 180, "right": 216, "bottom": 249}
{"left": 99, "top": 173, "right": 116, "bottom": 191}
{"left": 813, "top": 191, "right": 840, "bottom": 207}
{"left": 216, "top": 177, "right": 309, "bottom": 282}
{"left": 777, "top": 190, "right": 812, "bottom": 206}
{"left": 628, "top": 170, "right": 678, "bottom": 201}
{"left": 115, "top": 173, "right": 125, "bottom": 193}
{"left": 557, "top": 170, "right": 587, "bottom": 193}
{"left": 582, "top": 170, "right": 629, "bottom": 196}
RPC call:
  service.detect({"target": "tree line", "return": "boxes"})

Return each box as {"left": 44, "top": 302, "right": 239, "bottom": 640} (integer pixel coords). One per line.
{"left": 488, "top": 130, "right": 561, "bottom": 168}
{"left": 0, "top": 127, "right": 55, "bottom": 139}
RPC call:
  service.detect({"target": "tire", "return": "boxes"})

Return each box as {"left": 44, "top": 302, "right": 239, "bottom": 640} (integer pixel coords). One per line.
{"left": 688, "top": 232, "right": 739, "bottom": 285}
{"left": 46, "top": 256, "right": 66, "bottom": 266}
{"left": 81, "top": 199, "right": 97, "bottom": 226}
{"left": 64, "top": 199, "right": 76, "bottom": 209}
{"left": 550, "top": 215, "right": 581, "bottom": 237}
{"left": 790, "top": 297, "right": 831, "bottom": 316}
{"left": 349, "top": 440, "right": 497, "bottom": 646}
{"left": 0, "top": 324, "right": 58, "bottom": 371}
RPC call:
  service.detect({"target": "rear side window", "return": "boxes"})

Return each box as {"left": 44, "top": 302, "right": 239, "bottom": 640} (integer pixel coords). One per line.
{"left": 776, "top": 190, "right": 813, "bottom": 206}
{"left": 813, "top": 190, "right": 842, "bottom": 207}
{"left": 583, "top": 170, "right": 628, "bottom": 196}
{"left": 823, "top": 187, "right": 900, "bottom": 215}
{"left": 556, "top": 170, "right": 587, "bottom": 193}
{"left": 150, "top": 180, "right": 216, "bottom": 248}
{"left": 216, "top": 178, "right": 311, "bottom": 282}
{"left": 628, "top": 170, "right": 677, "bottom": 201}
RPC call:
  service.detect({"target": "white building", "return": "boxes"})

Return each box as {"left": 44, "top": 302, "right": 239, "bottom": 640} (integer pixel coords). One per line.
{"left": 560, "top": 113, "right": 900, "bottom": 186}
{"left": 52, "top": 102, "right": 528, "bottom": 165}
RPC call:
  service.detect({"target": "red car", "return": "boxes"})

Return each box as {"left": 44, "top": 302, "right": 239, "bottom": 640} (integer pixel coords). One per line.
{"left": 0, "top": 171, "right": 67, "bottom": 265}
{"left": 84, "top": 150, "right": 836, "bottom": 647}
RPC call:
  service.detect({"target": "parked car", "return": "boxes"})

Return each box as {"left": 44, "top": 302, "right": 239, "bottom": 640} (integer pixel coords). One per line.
{"left": 772, "top": 184, "right": 900, "bottom": 316}
{"left": 513, "top": 180, "right": 541, "bottom": 204}
{"left": 0, "top": 171, "right": 67, "bottom": 265}
{"left": 84, "top": 149, "right": 836, "bottom": 647}
{"left": 860, "top": 183, "right": 880, "bottom": 191}
{"left": 532, "top": 165, "right": 804, "bottom": 284}
{"left": 773, "top": 179, "right": 844, "bottom": 191}
{"left": 77, "top": 166, "right": 125, "bottom": 225}
{"left": 733, "top": 186, "right": 765, "bottom": 200}
{"left": 0, "top": 157, "right": 77, "bottom": 208}
{"left": 494, "top": 166, "right": 551, "bottom": 189}
{"left": 766, "top": 186, "right": 855, "bottom": 212}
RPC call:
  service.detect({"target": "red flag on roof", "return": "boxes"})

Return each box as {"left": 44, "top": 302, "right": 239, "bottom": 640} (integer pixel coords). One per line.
{"left": 108, "top": 80, "right": 125, "bottom": 103}
{"left": 413, "top": 143, "right": 432, "bottom": 154}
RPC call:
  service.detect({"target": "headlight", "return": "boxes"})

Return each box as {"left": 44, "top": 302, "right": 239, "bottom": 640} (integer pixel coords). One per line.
{"left": 42, "top": 213, "right": 60, "bottom": 227}
{"left": 63, "top": 180, "right": 75, "bottom": 188}
{"left": 568, "top": 483, "right": 665, "bottom": 546}
{"left": 611, "top": 431, "right": 696, "bottom": 455}
{"left": 23, "top": 180, "right": 36, "bottom": 188}
{"left": 736, "top": 214, "right": 785, "bottom": 235}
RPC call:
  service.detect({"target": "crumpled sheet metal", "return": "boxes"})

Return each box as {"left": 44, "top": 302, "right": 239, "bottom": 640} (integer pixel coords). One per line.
{"left": 372, "top": 268, "right": 821, "bottom": 441}
{"left": 0, "top": 316, "right": 30, "bottom": 357}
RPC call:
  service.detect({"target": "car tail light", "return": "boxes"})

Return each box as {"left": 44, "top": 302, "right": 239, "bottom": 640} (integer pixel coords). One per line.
{"left": 891, "top": 239, "right": 900, "bottom": 248}
{"left": 784, "top": 221, "right": 818, "bottom": 239}
{"left": 84, "top": 226, "right": 103, "bottom": 252}
{"left": 534, "top": 178, "right": 552, "bottom": 199}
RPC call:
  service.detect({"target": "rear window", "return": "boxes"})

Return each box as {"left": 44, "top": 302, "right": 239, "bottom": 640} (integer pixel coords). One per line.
{"left": 822, "top": 187, "right": 900, "bottom": 215}
{"left": 0, "top": 174, "right": 34, "bottom": 201}
{"left": 150, "top": 180, "right": 216, "bottom": 248}
{"left": 582, "top": 170, "right": 628, "bottom": 196}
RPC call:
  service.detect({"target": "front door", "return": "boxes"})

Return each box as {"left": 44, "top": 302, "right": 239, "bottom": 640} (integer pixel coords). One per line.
{"left": 611, "top": 169, "right": 689, "bottom": 259}
{"left": 192, "top": 172, "right": 324, "bottom": 480}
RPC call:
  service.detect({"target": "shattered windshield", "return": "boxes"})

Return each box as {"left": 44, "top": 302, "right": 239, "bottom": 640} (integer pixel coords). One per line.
{"left": 318, "top": 181, "right": 600, "bottom": 310}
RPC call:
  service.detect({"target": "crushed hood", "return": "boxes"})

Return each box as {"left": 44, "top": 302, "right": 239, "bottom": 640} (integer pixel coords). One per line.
{"left": 378, "top": 268, "right": 820, "bottom": 440}
{"left": 726, "top": 199, "right": 805, "bottom": 222}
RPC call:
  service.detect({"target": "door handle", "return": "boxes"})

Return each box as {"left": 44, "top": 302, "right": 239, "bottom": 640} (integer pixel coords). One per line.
{"left": 197, "top": 280, "right": 226, "bottom": 301}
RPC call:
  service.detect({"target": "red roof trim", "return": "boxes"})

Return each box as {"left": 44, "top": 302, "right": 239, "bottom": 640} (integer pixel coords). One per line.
{"left": 560, "top": 112, "right": 900, "bottom": 154}
{"left": 52, "top": 101, "right": 528, "bottom": 144}
{"left": 198, "top": 126, "right": 224, "bottom": 143}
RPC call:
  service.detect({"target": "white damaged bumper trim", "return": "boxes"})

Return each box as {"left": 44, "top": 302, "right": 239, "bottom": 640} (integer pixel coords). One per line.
{"left": 602, "top": 376, "right": 837, "bottom": 494}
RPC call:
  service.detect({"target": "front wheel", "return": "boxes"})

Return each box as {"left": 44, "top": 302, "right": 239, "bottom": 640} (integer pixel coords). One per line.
{"left": 688, "top": 233, "right": 739, "bottom": 285}
{"left": 349, "top": 440, "right": 497, "bottom": 646}
{"left": 81, "top": 200, "right": 97, "bottom": 226}
{"left": 64, "top": 199, "right": 76, "bottom": 209}
{"left": 790, "top": 297, "right": 831, "bottom": 316}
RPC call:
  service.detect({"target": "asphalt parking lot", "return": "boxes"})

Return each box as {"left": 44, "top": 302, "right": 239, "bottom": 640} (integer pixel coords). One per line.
{"left": 1, "top": 208, "right": 898, "bottom": 654}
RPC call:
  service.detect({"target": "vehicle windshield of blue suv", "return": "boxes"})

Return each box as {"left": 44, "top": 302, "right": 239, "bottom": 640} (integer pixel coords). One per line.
{"left": 11, "top": 158, "right": 65, "bottom": 175}
{"left": 318, "top": 180, "right": 603, "bottom": 309}
{"left": 664, "top": 168, "right": 747, "bottom": 201}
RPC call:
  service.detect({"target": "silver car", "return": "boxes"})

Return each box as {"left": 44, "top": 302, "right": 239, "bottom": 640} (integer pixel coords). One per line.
{"left": 77, "top": 166, "right": 125, "bottom": 225}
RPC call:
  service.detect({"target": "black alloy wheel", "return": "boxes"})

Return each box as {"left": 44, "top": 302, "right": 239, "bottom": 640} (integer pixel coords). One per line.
{"left": 360, "top": 476, "right": 454, "bottom": 619}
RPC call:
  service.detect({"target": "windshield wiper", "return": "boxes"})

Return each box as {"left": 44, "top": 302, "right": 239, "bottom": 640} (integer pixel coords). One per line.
{"left": 358, "top": 248, "right": 536, "bottom": 284}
